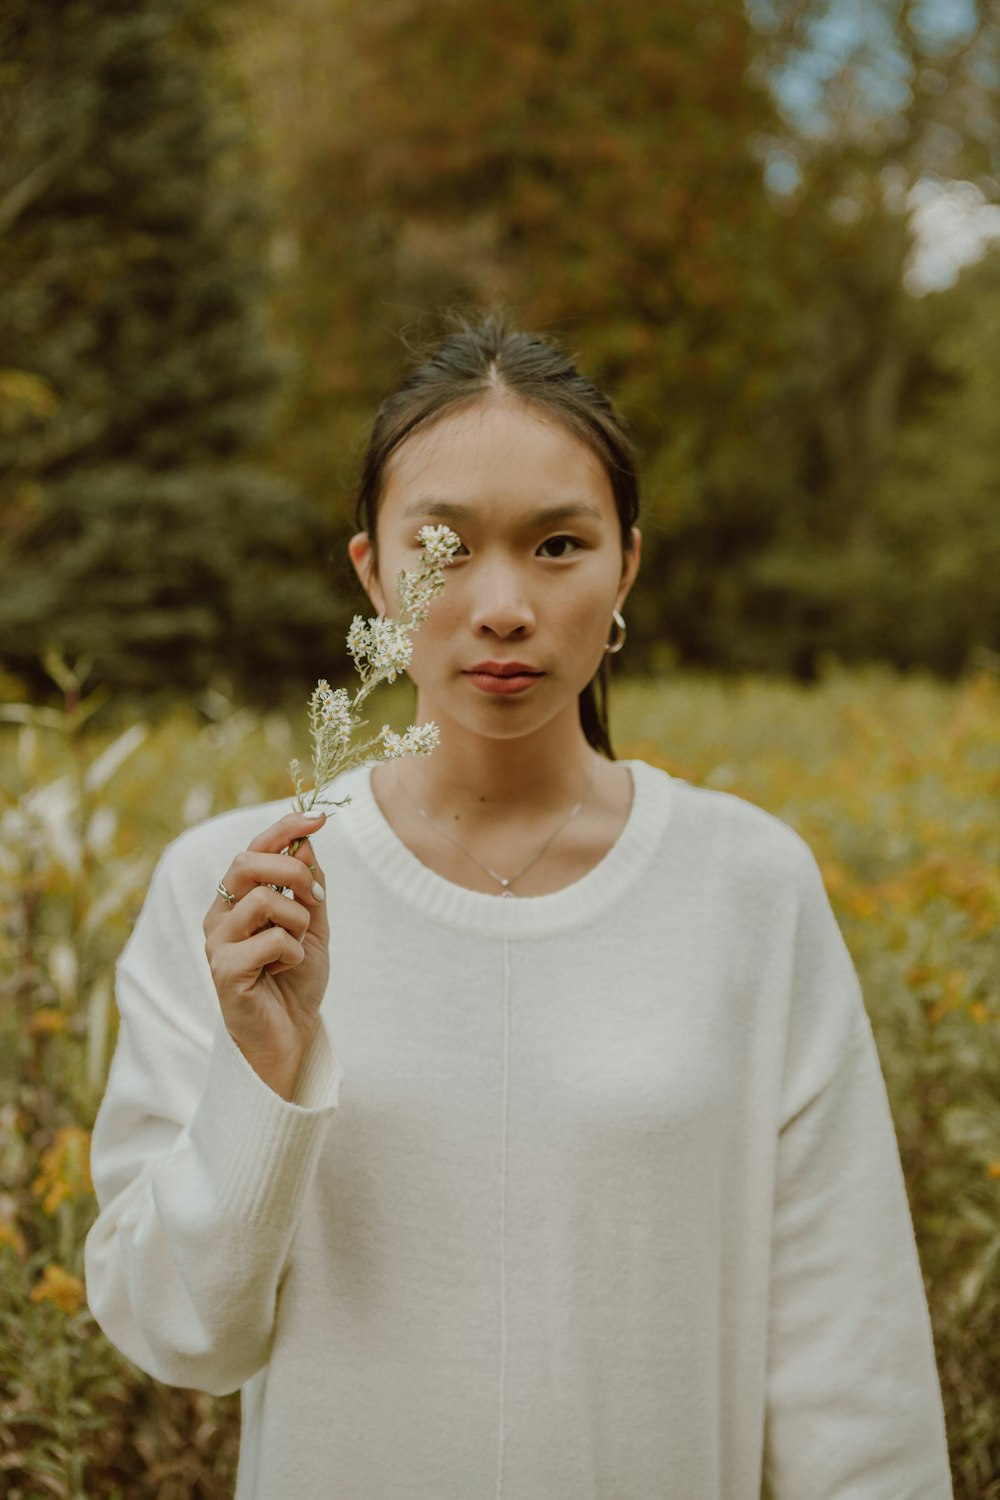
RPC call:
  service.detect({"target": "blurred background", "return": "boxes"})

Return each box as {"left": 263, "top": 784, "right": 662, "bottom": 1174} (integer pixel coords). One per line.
{"left": 1, "top": 4, "right": 999, "bottom": 1496}
{"left": 1, "top": 0, "right": 998, "bottom": 708}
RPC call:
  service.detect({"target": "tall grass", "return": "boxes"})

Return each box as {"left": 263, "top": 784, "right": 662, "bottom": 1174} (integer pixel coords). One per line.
{"left": 1, "top": 664, "right": 997, "bottom": 1497}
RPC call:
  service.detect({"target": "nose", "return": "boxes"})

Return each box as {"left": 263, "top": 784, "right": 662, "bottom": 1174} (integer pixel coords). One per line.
{"left": 467, "top": 556, "right": 536, "bottom": 639}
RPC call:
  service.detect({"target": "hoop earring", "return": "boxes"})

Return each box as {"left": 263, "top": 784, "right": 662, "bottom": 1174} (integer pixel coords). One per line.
{"left": 604, "top": 610, "right": 626, "bottom": 655}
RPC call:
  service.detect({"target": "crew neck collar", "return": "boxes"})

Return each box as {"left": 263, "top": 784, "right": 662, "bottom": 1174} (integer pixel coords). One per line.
{"left": 337, "top": 758, "right": 673, "bottom": 938}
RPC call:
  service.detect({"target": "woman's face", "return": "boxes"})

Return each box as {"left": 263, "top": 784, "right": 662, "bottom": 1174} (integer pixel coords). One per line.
{"left": 349, "top": 396, "right": 640, "bottom": 744}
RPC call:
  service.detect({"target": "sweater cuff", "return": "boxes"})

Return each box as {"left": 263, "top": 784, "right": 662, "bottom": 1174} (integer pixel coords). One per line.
{"left": 187, "top": 1016, "right": 344, "bottom": 1226}
{"left": 293, "top": 1016, "right": 345, "bottom": 1108}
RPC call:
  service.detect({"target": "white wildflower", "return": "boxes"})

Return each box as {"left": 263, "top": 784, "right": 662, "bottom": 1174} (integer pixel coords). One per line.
{"left": 317, "top": 684, "right": 352, "bottom": 746}
{"left": 284, "top": 525, "right": 461, "bottom": 838}
{"left": 417, "top": 524, "right": 462, "bottom": 563}
{"left": 400, "top": 567, "right": 448, "bottom": 620}
{"left": 367, "top": 617, "right": 413, "bottom": 683}
{"left": 378, "top": 725, "right": 405, "bottom": 759}
{"left": 398, "top": 525, "right": 461, "bottom": 623}
{"left": 373, "top": 720, "right": 440, "bottom": 761}
{"left": 401, "top": 722, "right": 440, "bottom": 756}
{"left": 346, "top": 615, "right": 369, "bottom": 665}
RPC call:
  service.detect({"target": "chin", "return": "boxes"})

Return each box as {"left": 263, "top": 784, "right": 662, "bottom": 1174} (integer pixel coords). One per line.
{"left": 458, "top": 697, "right": 587, "bottom": 746}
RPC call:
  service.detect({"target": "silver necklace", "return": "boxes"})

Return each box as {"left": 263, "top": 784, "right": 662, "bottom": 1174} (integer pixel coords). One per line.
{"left": 395, "top": 755, "right": 600, "bottom": 897}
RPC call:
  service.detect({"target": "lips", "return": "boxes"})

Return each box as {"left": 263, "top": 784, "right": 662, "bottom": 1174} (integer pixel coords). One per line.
{"left": 464, "top": 660, "right": 544, "bottom": 696}
{"left": 466, "top": 661, "right": 541, "bottom": 677}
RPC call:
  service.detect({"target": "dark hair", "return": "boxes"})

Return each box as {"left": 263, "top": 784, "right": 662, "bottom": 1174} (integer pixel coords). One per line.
{"left": 354, "top": 312, "right": 640, "bottom": 758}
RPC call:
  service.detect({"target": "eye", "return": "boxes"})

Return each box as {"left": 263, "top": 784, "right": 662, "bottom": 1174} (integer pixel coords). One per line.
{"left": 537, "top": 534, "right": 582, "bottom": 559}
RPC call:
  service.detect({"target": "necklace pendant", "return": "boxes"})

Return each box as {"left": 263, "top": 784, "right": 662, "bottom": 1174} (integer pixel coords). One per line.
{"left": 394, "top": 757, "right": 600, "bottom": 905}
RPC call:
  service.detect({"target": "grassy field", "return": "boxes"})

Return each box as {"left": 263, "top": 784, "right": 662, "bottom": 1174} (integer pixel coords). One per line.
{"left": 1, "top": 667, "right": 998, "bottom": 1498}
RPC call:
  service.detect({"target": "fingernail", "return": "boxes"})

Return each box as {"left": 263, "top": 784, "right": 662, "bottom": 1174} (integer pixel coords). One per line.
{"left": 305, "top": 811, "right": 326, "bottom": 822}
{"left": 312, "top": 881, "right": 325, "bottom": 901}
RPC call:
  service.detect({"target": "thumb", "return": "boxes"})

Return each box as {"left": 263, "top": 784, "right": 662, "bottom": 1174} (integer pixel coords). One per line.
{"left": 294, "top": 837, "right": 330, "bottom": 947}
{"left": 306, "top": 867, "right": 330, "bottom": 948}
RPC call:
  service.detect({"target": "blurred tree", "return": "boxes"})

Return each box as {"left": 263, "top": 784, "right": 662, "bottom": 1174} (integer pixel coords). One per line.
{"left": 234, "top": 0, "right": 1000, "bottom": 675}
{"left": 736, "top": 0, "right": 1000, "bottom": 670}
{"left": 0, "top": 0, "right": 339, "bottom": 703}
{"left": 861, "top": 246, "right": 1000, "bottom": 670}
{"left": 7, "top": 0, "right": 994, "bottom": 692}
{"left": 234, "top": 0, "right": 807, "bottom": 669}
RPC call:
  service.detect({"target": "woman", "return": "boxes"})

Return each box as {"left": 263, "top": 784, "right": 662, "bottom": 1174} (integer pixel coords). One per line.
{"left": 85, "top": 316, "right": 953, "bottom": 1499}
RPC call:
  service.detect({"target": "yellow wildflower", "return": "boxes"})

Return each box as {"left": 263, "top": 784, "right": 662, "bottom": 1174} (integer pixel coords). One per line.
{"left": 28, "top": 1008, "right": 69, "bottom": 1035}
{"left": 29, "top": 1263, "right": 85, "bottom": 1314}
{"left": 0, "top": 1221, "right": 26, "bottom": 1256}
{"left": 847, "top": 890, "right": 879, "bottom": 921}
{"left": 30, "top": 1125, "right": 93, "bottom": 1215}
{"left": 818, "top": 860, "right": 850, "bottom": 898}
{"left": 906, "top": 964, "right": 936, "bottom": 988}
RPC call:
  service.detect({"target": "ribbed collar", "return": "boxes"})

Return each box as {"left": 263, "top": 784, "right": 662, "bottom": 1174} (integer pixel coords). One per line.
{"left": 337, "top": 759, "right": 674, "bottom": 939}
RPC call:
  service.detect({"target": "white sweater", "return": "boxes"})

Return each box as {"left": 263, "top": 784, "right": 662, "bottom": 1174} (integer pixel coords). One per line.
{"left": 85, "top": 760, "right": 953, "bottom": 1500}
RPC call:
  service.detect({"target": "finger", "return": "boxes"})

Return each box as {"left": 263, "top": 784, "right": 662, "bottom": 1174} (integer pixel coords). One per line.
{"left": 214, "top": 927, "right": 306, "bottom": 986}
{"left": 247, "top": 810, "right": 327, "bottom": 857}
{"left": 293, "top": 837, "right": 330, "bottom": 947}
{"left": 225, "top": 885, "right": 312, "bottom": 944}
{"left": 272, "top": 834, "right": 329, "bottom": 947}
{"left": 283, "top": 836, "right": 327, "bottom": 894}
{"left": 287, "top": 834, "right": 321, "bottom": 870}
{"left": 216, "top": 851, "right": 326, "bottom": 908}
{"left": 207, "top": 890, "right": 311, "bottom": 962}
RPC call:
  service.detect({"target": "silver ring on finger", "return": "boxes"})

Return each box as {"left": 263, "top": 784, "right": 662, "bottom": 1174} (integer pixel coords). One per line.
{"left": 216, "top": 880, "right": 238, "bottom": 906}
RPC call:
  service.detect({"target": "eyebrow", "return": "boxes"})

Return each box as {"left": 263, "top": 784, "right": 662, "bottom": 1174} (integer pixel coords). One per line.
{"left": 400, "top": 499, "right": 605, "bottom": 526}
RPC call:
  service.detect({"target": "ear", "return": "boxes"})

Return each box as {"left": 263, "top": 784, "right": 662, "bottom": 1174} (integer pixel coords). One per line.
{"left": 615, "top": 527, "right": 641, "bottom": 613}
{"left": 348, "top": 532, "right": 388, "bottom": 616}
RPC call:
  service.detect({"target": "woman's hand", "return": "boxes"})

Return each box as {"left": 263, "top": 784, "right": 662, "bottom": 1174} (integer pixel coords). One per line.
{"left": 203, "top": 811, "right": 330, "bottom": 1100}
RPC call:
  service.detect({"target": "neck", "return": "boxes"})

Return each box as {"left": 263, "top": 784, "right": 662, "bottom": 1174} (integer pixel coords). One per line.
{"left": 394, "top": 698, "right": 598, "bottom": 822}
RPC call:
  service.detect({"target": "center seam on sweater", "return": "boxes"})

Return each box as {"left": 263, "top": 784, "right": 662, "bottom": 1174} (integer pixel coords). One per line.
{"left": 495, "top": 936, "right": 511, "bottom": 1500}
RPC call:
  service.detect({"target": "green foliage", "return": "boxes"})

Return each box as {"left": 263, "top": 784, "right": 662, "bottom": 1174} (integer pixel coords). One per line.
{"left": 0, "top": 666, "right": 997, "bottom": 1494}
{"left": 721, "top": 0, "right": 1000, "bottom": 672}
{"left": 859, "top": 247, "right": 1000, "bottom": 670}
{"left": 0, "top": 0, "right": 339, "bottom": 702}
{"left": 3, "top": 0, "right": 1000, "bottom": 691}
{"left": 744, "top": 243, "right": 1000, "bottom": 676}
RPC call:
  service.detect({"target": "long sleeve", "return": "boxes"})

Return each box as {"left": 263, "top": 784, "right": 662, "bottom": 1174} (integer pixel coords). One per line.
{"left": 762, "top": 851, "right": 952, "bottom": 1499}
{"left": 84, "top": 819, "right": 344, "bottom": 1396}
